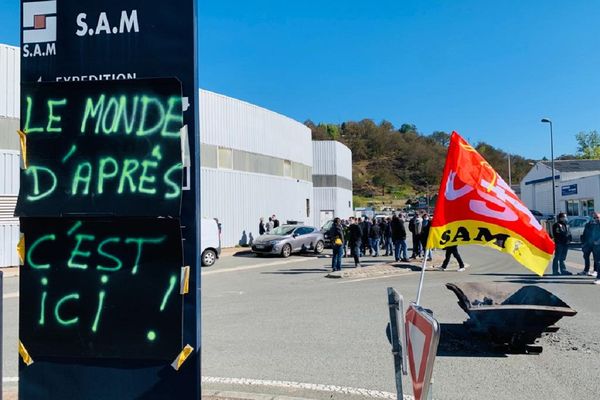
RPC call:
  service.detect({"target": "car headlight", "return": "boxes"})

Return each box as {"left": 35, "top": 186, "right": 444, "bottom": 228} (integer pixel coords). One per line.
{"left": 269, "top": 239, "right": 282, "bottom": 245}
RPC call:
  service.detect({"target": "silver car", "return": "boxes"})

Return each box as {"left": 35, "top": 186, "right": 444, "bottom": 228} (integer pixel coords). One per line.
{"left": 252, "top": 225, "right": 325, "bottom": 257}
{"left": 568, "top": 216, "right": 591, "bottom": 243}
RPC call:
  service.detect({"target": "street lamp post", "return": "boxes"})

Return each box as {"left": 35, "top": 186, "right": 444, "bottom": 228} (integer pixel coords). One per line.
{"left": 541, "top": 118, "right": 556, "bottom": 217}
{"left": 507, "top": 153, "right": 512, "bottom": 187}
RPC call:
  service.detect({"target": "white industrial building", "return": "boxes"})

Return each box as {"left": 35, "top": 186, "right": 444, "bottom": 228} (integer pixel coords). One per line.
{"left": 520, "top": 160, "right": 600, "bottom": 217}
{"left": 0, "top": 44, "right": 20, "bottom": 267}
{"left": 200, "top": 90, "right": 314, "bottom": 247}
{"left": 0, "top": 44, "right": 353, "bottom": 258}
{"left": 312, "top": 141, "right": 353, "bottom": 228}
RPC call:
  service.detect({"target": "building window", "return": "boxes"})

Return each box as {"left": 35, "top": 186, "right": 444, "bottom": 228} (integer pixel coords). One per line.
{"left": 565, "top": 200, "right": 579, "bottom": 216}
{"left": 218, "top": 147, "right": 233, "bottom": 169}
{"left": 581, "top": 199, "right": 595, "bottom": 217}
{"left": 283, "top": 160, "right": 292, "bottom": 177}
{"left": 306, "top": 198, "right": 310, "bottom": 218}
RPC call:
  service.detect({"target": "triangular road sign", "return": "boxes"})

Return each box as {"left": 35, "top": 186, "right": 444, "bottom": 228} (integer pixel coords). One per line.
{"left": 405, "top": 303, "right": 440, "bottom": 400}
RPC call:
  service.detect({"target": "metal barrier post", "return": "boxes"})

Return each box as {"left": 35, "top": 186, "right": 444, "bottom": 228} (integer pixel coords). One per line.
{"left": 387, "top": 287, "right": 406, "bottom": 400}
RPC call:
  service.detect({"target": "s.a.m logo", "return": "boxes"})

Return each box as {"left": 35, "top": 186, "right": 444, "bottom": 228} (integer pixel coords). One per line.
{"left": 22, "top": 0, "right": 57, "bottom": 58}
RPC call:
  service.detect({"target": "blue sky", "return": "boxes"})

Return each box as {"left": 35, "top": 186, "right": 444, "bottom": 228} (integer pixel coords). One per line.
{"left": 2, "top": 1, "right": 600, "bottom": 159}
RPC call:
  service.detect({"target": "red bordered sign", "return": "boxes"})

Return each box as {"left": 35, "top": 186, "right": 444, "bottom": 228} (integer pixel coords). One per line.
{"left": 405, "top": 303, "right": 440, "bottom": 400}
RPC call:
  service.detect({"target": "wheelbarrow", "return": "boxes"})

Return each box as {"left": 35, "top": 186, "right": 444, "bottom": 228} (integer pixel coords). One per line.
{"left": 446, "top": 282, "right": 577, "bottom": 353}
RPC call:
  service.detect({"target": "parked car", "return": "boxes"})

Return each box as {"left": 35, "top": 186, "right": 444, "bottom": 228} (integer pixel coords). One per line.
{"left": 568, "top": 216, "right": 591, "bottom": 243}
{"left": 529, "top": 209, "right": 553, "bottom": 222}
{"left": 252, "top": 225, "right": 325, "bottom": 257}
{"left": 201, "top": 218, "right": 222, "bottom": 266}
{"left": 321, "top": 219, "right": 334, "bottom": 247}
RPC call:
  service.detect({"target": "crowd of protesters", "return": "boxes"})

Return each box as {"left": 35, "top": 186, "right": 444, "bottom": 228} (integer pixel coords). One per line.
{"left": 326, "top": 211, "right": 455, "bottom": 271}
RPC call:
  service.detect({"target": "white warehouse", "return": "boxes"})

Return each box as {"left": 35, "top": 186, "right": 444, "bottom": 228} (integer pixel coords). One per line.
{"left": 0, "top": 44, "right": 20, "bottom": 267}
{"left": 520, "top": 160, "right": 600, "bottom": 217}
{"left": 200, "top": 90, "right": 314, "bottom": 247}
{"left": 312, "top": 141, "right": 353, "bottom": 228}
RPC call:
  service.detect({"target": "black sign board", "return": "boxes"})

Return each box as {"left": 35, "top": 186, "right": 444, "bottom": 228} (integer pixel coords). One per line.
{"left": 21, "top": 0, "right": 200, "bottom": 398}
{"left": 16, "top": 79, "right": 183, "bottom": 217}
{"left": 20, "top": 217, "right": 183, "bottom": 360}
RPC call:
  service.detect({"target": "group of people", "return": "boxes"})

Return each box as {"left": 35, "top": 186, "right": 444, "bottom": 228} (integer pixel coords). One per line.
{"left": 552, "top": 211, "right": 600, "bottom": 284}
{"left": 327, "top": 212, "right": 464, "bottom": 272}
{"left": 258, "top": 215, "right": 280, "bottom": 235}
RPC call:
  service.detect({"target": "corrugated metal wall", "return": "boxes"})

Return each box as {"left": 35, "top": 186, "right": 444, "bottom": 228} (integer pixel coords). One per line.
{"left": 0, "top": 44, "right": 20, "bottom": 119}
{"left": 312, "top": 140, "right": 352, "bottom": 179}
{"left": 199, "top": 90, "right": 314, "bottom": 248}
{"left": 0, "top": 150, "right": 20, "bottom": 195}
{"left": 0, "top": 224, "right": 19, "bottom": 267}
{"left": 200, "top": 90, "right": 313, "bottom": 166}
{"left": 0, "top": 150, "right": 19, "bottom": 267}
{"left": 313, "top": 187, "right": 353, "bottom": 227}
{"left": 202, "top": 169, "right": 313, "bottom": 247}
{"left": 312, "top": 141, "right": 353, "bottom": 226}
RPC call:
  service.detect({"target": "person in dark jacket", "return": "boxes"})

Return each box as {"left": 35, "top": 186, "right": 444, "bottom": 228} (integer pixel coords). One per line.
{"left": 390, "top": 215, "right": 408, "bottom": 262}
{"left": 552, "top": 212, "right": 572, "bottom": 276}
{"left": 383, "top": 217, "right": 393, "bottom": 256}
{"left": 361, "top": 217, "right": 372, "bottom": 256}
{"left": 347, "top": 217, "right": 364, "bottom": 267}
{"left": 578, "top": 212, "right": 600, "bottom": 276}
{"left": 259, "top": 217, "right": 266, "bottom": 235}
{"left": 420, "top": 213, "right": 432, "bottom": 261}
{"left": 409, "top": 214, "right": 423, "bottom": 258}
{"left": 370, "top": 222, "right": 381, "bottom": 257}
{"left": 329, "top": 217, "right": 345, "bottom": 272}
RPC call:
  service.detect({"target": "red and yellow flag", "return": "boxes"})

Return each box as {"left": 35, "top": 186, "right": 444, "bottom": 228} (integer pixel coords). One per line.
{"left": 426, "top": 132, "right": 554, "bottom": 276}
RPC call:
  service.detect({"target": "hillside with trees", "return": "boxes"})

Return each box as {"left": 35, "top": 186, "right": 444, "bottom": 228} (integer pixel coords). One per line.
{"left": 305, "top": 119, "right": 533, "bottom": 207}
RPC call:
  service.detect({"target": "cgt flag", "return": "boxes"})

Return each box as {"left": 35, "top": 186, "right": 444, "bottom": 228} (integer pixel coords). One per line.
{"left": 426, "top": 132, "right": 555, "bottom": 276}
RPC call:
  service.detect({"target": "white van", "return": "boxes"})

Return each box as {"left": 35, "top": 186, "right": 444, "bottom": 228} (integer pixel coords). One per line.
{"left": 201, "top": 218, "right": 221, "bottom": 267}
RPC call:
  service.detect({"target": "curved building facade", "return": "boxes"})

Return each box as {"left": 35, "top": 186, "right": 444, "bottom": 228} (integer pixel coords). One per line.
{"left": 200, "top": 90, "right": 313, "bottom": 247}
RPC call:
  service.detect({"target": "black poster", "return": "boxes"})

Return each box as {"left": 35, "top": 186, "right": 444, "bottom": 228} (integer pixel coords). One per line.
{"left": 20, "top": 218, "right": 183, "bottom": 360}
{"left": 21, "top": 0, "right": 200, "bottom": 397}
{"left": 16, "top": 79, "right": 183, "bottom": 217}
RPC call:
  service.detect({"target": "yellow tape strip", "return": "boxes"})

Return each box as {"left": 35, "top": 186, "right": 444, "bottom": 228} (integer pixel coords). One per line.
{"left": 17, "top": 130, "right": 27, "bottom": 169}
{"left": 171, "top": 344, "right": 194, "bottom": 371}
{"left": 17, "top": 234, "right": 25, "bottom": 266}
{"left": 19, "top": 341, "right": 34, "bottom": 366}
{"left": 180, "top": 266, "right": 190, "bottom": 295}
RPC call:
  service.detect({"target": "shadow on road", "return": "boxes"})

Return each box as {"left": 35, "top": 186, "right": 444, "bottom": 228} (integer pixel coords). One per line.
{"left": 498, "top": 278, "right": 595, "bottom": 285}
{"left": 437, "top": 323, "right": 508, "bottom": 358}
{"left": 389, "top": 263, "right": 422, "bottom": 272}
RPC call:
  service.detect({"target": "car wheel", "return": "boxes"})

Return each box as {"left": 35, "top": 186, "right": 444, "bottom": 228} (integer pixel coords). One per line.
{"left": 201, "top": 249, "right": 217, "bottom": 267}
{"left": 314, "top": 241, "right": 324, "bottom": 254}
{"left": 281, "top": 244, "right": 292, "bottom": 258}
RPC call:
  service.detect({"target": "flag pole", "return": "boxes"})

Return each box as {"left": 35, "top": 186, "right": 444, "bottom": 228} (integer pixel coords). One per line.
{"left": 415, "top": 249, "right": 429, "bottom": 305}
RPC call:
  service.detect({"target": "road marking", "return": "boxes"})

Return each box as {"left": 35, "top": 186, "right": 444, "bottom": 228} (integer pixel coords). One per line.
{"left": 3, "top": 377, "right": 18, "bottom": 383}
{"left": 202, "top": 376, "right": 412, "bottom": 400}
{"left": 337, "top": 271, "right": 420, "bottom": 284}
{"left": 2, "top": 292, "right": 18, "bottom": 299}
{"left": 202, "top": 258, "right": 309, "bottom": 276}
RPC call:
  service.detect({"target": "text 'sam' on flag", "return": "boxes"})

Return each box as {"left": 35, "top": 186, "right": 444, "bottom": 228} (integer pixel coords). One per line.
{"left": 426, "top": 132, "right": 555, "bottom": 276}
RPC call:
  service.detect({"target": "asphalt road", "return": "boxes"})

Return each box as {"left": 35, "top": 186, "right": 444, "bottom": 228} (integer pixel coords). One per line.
{"left": 3, "top": 242, "right": 600, "bottom": 399}
{"left": 201, "top": 244, "right": 599, "bottom": 400}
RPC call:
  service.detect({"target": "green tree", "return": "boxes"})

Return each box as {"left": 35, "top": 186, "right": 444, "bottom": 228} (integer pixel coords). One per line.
{"left": 575, "top": 131, "right": 600, "bottom": 159}
{"left": 399, "top": 123, "right": 417, "bottom": 134}
{"left": 430, "top": 131, "right": 450, "bottom": 147}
